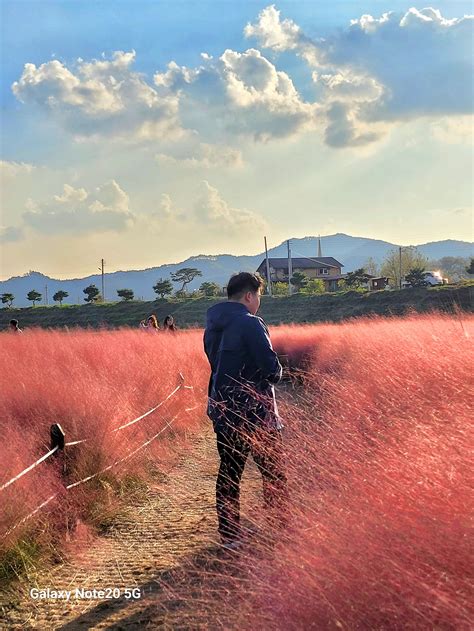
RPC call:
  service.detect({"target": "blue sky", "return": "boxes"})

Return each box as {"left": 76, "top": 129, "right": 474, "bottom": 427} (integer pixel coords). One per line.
{"left": 1, "top": 1, "right": 472, "bottom": 278}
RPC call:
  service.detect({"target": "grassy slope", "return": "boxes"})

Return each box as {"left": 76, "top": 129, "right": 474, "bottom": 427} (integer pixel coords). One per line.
{"left": 0, "top": 283, "right": 472, "bottom": 330}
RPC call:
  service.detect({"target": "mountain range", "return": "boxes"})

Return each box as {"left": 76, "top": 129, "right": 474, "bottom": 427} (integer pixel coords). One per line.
{"left": 2, "top": 233, "right": 472, "bottom": 307}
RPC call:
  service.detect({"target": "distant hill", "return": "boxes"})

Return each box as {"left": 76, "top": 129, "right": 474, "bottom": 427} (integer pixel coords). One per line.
{"left": 1, "top": 233, "right": 472, "bottom": 307}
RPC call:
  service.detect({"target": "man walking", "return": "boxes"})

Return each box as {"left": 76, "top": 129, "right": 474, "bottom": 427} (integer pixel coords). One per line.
{"left": 204, "top": 272, "right": 287, "bottom": 548}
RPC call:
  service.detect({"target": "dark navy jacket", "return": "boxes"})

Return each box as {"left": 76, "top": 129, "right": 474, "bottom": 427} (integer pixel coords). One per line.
{"left": 203, "top": 302, "right": 282, "bottom": 432}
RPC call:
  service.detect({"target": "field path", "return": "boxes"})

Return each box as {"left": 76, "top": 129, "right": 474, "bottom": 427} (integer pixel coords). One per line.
{"left": 2, "top": 428, "right": 264, "bottom": 630}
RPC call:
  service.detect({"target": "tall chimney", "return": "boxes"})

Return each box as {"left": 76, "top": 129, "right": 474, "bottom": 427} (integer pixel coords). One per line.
{"left": 317, "top": 234, "right": 322, "bottom": 258}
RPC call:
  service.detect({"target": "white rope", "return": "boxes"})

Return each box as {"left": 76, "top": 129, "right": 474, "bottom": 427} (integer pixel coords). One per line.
{"left": 67, "top": 413, "right": 180, "bottom": 489}
{"left": 0, "top": 446, "right": 59, "bottom": 492}
{"left": 2, "top": 493, "right": 60, "bottom": 538}
{"left": 0, "top": 383, "right": 181, "bottom": 492}
{"left": 111, "top": 384, "right": 183, "bottom": 432}
{"left": 1, "top": 374, "right": 195, "bottom": 537}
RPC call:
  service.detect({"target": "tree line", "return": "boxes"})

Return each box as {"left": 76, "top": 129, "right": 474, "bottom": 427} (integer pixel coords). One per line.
{"left": 0, "top": 267, "right": 222, "bottom": 307}
{"left": 2, "top": 255, "right": 473, "bottom": 308}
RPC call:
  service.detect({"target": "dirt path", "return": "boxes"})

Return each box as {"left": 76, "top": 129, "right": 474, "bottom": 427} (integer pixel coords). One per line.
{"left": 1, "top": 429, "right": 265, "bottom": 630}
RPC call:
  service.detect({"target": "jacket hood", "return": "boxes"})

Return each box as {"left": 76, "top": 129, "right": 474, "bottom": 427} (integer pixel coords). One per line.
{"left": 206, "top": 301, "right": 248, "bottom": 332}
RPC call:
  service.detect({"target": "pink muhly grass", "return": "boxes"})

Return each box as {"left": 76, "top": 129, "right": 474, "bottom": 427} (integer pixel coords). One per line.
{"left": 0, "top": 328, "right": 208, "bottom": 553}
{"left": 242, "top": 313, "right": 473, "bottom": 630}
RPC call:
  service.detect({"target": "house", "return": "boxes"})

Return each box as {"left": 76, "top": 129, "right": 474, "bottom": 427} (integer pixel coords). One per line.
{"left": 256, "top": 256, "right": 345, "bottom": 292}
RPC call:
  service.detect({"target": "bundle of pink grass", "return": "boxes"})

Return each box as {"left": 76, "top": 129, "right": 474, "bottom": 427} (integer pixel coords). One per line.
{"left": 244, "top": 313, "right": 473, "bottom": 630}
{"left": 0, "top": 327, "right": 208, "bottom": 551}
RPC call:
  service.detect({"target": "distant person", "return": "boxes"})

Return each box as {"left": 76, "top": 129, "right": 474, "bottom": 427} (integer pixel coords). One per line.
{"left": 163, "top": 315, "right": 177, "bottom": 332}
{"left": 139, "top": 314, "right": 160, "bottom": 332}
{"left": 204, "top": 272, "right": 287, "bottom": 549}
{"left": 9, "top": 319, "right": 22, "bottom": 333}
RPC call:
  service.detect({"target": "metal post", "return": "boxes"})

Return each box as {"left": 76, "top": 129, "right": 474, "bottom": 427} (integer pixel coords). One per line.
{"left": 264, "top": 237, "right": 272, "bottom": 296}
{"left": 98, "top": 259, "right": 106, "bottom": 302}
{"left": 399, "top": 246, "right": 402, "bottom": 290}
{"left": 45, "top": 284, "right": 48, "bottom": 306}
{"left": 101, "top": 259, "right": 105, "bottom": 302}
{"left": 50, "top": 423, "right": 65, "bottom": 451}
{"left": 287, "top": 240, "right": 293, "bottom": 295}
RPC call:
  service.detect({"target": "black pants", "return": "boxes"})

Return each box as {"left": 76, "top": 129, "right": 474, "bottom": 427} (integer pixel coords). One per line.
{"left": 215, "top": 426, "right": 288, "bottom": 542}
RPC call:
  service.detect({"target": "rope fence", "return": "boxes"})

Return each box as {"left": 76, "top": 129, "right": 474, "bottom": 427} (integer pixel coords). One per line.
{"left": 1, "top": 374, "right": 196, "bottom": 539}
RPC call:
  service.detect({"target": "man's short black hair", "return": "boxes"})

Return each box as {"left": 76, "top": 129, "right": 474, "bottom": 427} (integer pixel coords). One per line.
{"left": 227, "top": 272, "right": 264, "bottom": 299}
{"left": 10, "top": 319, "right": 18, "bottom": 327}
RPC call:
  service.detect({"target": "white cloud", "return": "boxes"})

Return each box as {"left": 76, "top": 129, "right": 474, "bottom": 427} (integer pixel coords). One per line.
{"left": 155, "top": 48, "right": 318, "bottom": 141}
{"left": 12, "top": 51, "right": 184, "bottom": 142}
{"left": 0, "top": 161, "right": 37, "bottom": 177}
{"left": 246, "top": 5, "right": 474, "bottom": 146}
{"left": 156, "top": 143, "right": 244, "bottom": 169}
{"left": 429, "top": 115, "right": 474, "bottom": 144}
{"left": 194, "top": 180, "right": 267, "bottom": 233}
{"left": 150, "top": 193, "right": 186, "bottom": 222}
{"left": 244, "top": 5, "right": 319, "bottom": 66}
{"left": 22, "top": 180, "right": 135, "bottom": 234}
{"left": 10, "top": 7, "right": 473, "bottom": 152}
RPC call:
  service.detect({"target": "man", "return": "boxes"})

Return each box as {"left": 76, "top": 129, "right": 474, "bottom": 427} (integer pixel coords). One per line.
{"left": 9, "top": 319, "right": 22, "bottom": 333}
{"left": 204, "top": 272, "right": 287, "bottom": 548}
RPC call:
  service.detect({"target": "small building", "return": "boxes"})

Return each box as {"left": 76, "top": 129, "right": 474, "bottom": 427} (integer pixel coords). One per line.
{"left": 366, "top": 276, "right": 390, "bottom": 291}
{"left": 256, "top": 256, "right": 345, "bottom": 292}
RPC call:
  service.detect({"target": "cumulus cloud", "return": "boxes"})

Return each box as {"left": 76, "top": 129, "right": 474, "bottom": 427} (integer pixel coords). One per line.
{"left": 194, "top": 180, "right": 267, "bottom": 233}
{"left": 246, "top": 5, "right": 474, "bottom": 146}
{"left": 0, "top": 225, "right": 24, "bottom": 244}
{"left": 22, "top": 180, "right": 135, "bottom": 234}
{"left": 150, "top": 193, "right": 186, "bottom": 222}
{"left": 156, "top": 143, "right": 244, "bottom": 169}
{"left": 154, "top": 48, "right": 318, "bottom": 141}
{"left": 11, "top": 7, "right": 472, "bottom": 150}
{"left": 12, "top": 51, "right": 183, "bottom": 142}
{"left": 0, "top": 160, "right": 36, "bottom": 177}
{"left": 244, "top": 5, "right": 320, "bottom": 66}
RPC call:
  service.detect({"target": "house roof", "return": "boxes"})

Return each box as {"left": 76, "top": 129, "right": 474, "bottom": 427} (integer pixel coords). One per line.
{"left": 257, "top": 257, "right": 343, "bottom": 270}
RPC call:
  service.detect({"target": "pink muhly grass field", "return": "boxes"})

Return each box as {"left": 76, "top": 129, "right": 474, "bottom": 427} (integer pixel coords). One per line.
{"left": 0, "top": 327, "right": 208, "bottom": 554}
{"left": 1, "top": 313, "right": 472, "bottom": 629}
{"left": 244, "top": 313, "right": 473, "bottom": 630}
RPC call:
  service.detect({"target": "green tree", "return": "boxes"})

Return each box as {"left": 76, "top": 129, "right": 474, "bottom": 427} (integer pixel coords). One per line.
{"left": 404, "top": 267, "right": 427, "bottom": 287}
{"left": 467, "top": 258, "right": 474, "bottom": 276}
{"left": 199, "top": 282, "right": 221, "bottom": 297}
{"left": 345, "top": 268, "right": 372, "bottom": 289}
{"left": 153, "top": 278, "right": 173, "bottom": 299}
{"left": 174, "top": 289, "right": 189, "bottom": 299}
{"left": 300, "top": 279, "right": 325, "bottom": 295}
{"left": 1, "top": 293, "right": 15, "bottom": 308}
{"left": 27, "top": 289, "right": 42, "bottom": 306}
{"left": 117, "top": 288, "right": 134, "bottom": 301}
{"left": 363, "top": 257, "right": 380, "bottom": 277}
{"left": 53, "top": 290, "right": 69, "bottom": 305}
{"left": 381, "top": 247, "right": 428, "bottom": 289}
{"left": 170, "top": 267, "right": 202, "bottom": 292}
{"left": 273, "top": 282, "right": 289, "bottom": 296}
{"left": 290, "top": 272, "right": 308, "bottom": 292}
{"left": 83, "top": 284, "right": 101, "bottom": 303}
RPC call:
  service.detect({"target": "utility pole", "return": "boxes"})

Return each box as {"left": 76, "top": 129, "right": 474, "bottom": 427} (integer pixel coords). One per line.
{"left": 98, "top": 259, "right": 105, "bottom": 302}
{"left": 45, "top": 284, "right": 48, "bottom": 306}
{"left": 264, "top": 236, "right": 272, "bottom": 296}
{"left": 287, "top": 239, "right": 293, "bottom": 295}
{"left": 399, "top": 246, "right": 402, "bottom": 290}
